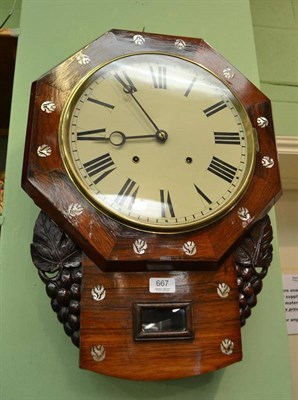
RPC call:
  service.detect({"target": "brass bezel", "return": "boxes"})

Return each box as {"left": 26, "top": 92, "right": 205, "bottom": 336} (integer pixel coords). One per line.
{"left": 59, "top": 52, "right": 256, "bottom": 234}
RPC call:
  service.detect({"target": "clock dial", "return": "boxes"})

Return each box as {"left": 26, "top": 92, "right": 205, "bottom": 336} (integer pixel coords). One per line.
{"left": 60, "top": 53, "right": 256, "bottom": 232}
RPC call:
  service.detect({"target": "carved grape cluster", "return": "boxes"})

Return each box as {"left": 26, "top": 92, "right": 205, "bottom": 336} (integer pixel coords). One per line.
{"left": 44, "top": 267, "right": 82, "bottom": 347}
{"left": 234, "top": 215, "right": 273, "bottom": 327}
{"left": 31, "top": 211, "right": 82, "bottom": 347}
{"left": 236, "top": 264, "right": 263, "bottom": 326}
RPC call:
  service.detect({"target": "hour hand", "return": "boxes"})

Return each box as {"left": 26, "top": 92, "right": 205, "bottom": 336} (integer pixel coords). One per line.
{"left": 86, "top": 130, "right": 168, "bottom": 146}
{"left": 108, "top": 131, "right": 154, "bottom": 146}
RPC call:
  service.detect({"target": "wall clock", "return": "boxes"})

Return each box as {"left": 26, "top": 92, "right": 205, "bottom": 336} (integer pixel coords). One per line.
{"left": 22, "top": 29, "right": 281, "bottom": 380}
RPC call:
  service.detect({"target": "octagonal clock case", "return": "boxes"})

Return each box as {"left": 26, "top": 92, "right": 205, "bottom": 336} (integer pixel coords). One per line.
{"left": 22, "top": 29, "right": 281, "bottom": 380}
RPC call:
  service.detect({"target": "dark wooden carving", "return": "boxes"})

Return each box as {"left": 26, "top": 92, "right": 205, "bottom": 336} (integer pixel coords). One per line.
{"left": 31, "top": 211, "right": 274, "bottom": 346}
{"left": 235, "top": 215, "right": 273, "bottom": 326}
{"left": 31, "top": 211, "right": 82, "bottom": 347}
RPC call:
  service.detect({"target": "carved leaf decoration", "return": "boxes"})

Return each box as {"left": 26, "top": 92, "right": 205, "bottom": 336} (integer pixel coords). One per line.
{"left": 31, "top": 211, "right": 82, "bottom": 274}
{"left": 235, "top": 215, "right": 273, "bottom": 278}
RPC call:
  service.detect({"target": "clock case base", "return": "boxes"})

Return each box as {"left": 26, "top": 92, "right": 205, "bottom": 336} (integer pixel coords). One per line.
{"left": 79, "top": 255, "right": 242, "bottom": 380}
{"left": 31, "top": 208, "right": 274, "bottom": 380}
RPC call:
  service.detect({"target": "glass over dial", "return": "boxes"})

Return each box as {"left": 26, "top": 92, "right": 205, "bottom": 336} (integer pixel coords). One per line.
{"left": 60, "top": 53, "right": 256, "bottom": 232}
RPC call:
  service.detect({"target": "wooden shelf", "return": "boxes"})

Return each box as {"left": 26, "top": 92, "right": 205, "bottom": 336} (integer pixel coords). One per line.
{"left": 0, "top": 128, "right": 9, "bottom": 137}
{"left": 0, "top": 34, "right": 17, "bottom": 133}
{"left": 277, "top": 136, "right": 298, "bottom": 191}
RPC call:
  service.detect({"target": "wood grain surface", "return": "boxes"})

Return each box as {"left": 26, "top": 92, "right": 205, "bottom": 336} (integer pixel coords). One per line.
{"left": 80, "top": 254, "right": 242, "bottom": 380}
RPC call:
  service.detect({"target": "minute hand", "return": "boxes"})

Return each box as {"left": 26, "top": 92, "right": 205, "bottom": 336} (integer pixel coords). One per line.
{"left": 124, "top": 85, "right": 160, "bottom": 132}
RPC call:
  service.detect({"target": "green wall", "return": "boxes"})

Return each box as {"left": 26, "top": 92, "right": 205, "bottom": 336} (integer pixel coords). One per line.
{"left": 0, "top": 1, "right": 292, "bottom": 399}
{"left": 0, "top": 0, "right": 22, "bottom": 29}
{"left": 250, "top": 0, "right": 298, "bottom": 137}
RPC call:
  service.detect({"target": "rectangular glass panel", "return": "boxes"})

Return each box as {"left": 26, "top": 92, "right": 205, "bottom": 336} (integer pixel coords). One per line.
{"left": 141, "top": 307, "right": 187, "bottom": 333}
{"left": 134, "top": 302, "right": 193, "bottom": 341}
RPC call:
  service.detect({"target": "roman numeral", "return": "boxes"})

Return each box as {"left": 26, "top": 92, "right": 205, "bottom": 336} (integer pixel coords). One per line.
{"left": 115, "top": 178, "right": 139, "bottom": 209}
{"left": 150, "top": 66, "right": 167, "bottom": 89}
{"left": 114, "top": 71, "right": 137, "bottom": 92}
{"left": 203, "top": 100, "right": 227, "bottom": 117}
{"left": 160, "top": 190, "right": 175, "bottom": 218}
{"left": 194, "top": 184, "right": 212, "bottom": 205}
{"left": 77, "top": 128, "right": 106, "bottom": 141}
{"left": 184, "top": 76, "right": 197, "bottom": 97}
{"left": 83, "top": 153, "right": 116, "bottom": 184}
{"left": 207, "top": 156, "right": 237, "bottom": 183}
{"left": 87, "top": 98, "right": 115, "bottom": 109}
{"left": 214, "top": 132, "right": 241, "bottom": 145}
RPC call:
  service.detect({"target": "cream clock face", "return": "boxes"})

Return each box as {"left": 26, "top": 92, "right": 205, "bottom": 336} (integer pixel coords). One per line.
{"left": 60, "top": 53, "right": 256, "bottom": 232}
